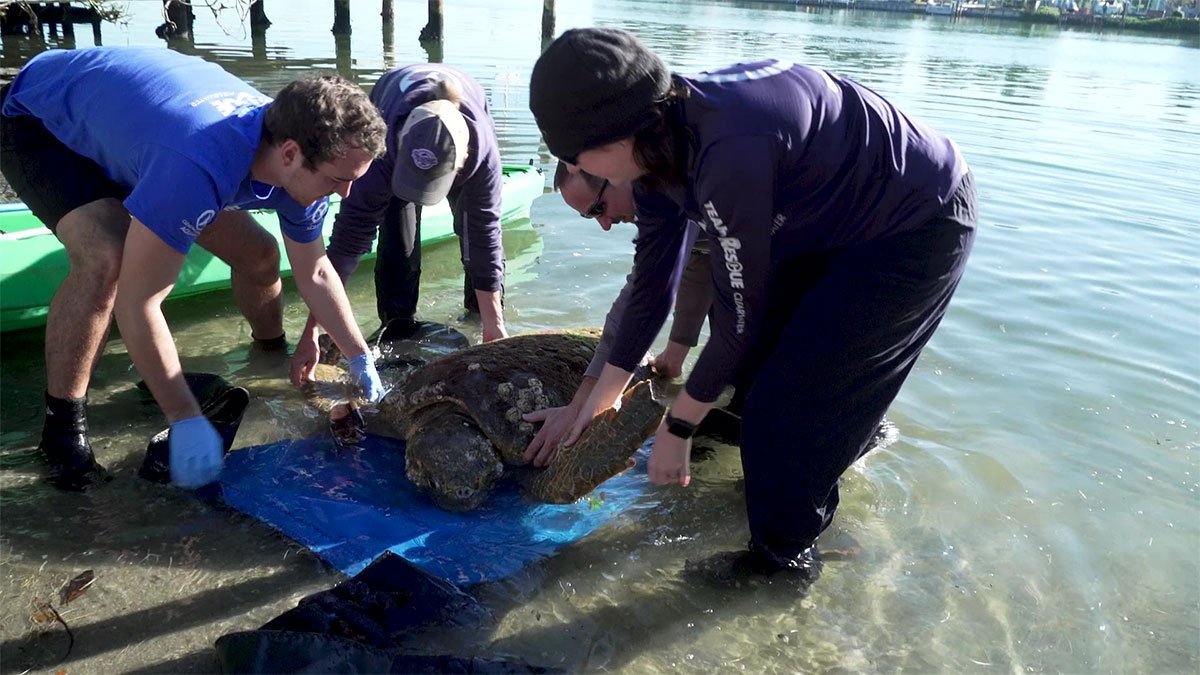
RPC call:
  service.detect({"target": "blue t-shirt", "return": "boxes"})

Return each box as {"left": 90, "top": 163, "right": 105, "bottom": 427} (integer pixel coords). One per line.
{"left": 326, "top": 64, "right": 504, "bottom": 292}
{"left": 607, "top": 60, "right": 970, "bottom": 402}
{"left": 2, "top": 46, "right": 326, "bottom": 253}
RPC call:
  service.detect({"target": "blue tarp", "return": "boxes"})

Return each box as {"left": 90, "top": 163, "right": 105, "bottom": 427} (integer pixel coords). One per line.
{"left": 218, "top": 433, "right": 655, "bottom": 586}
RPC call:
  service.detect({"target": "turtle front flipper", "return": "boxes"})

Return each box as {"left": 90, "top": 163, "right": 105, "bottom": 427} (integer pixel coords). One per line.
{"left": 524, "top": 380, "right": 665, "bottom": 504}
{"left": 300, "top": 363, "right": 367, "bottom": 445}
{"left": 405, "top": 404, "right": 504, "bottom": 512}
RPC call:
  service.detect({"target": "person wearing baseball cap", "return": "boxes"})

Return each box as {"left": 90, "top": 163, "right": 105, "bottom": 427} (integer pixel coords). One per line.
{"left": 526, "top": 28, "right": 977, "bottom": 583}
{"left": 292, "top": 64, "right": 508, "bottom": 386}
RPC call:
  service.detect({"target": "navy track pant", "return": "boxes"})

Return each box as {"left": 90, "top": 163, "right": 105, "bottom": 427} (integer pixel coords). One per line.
{"left": 374, "top": 196, "right": 489, "bottom": 323}
{"left": 740, "top": 173, "right": 978, "bottom": 562}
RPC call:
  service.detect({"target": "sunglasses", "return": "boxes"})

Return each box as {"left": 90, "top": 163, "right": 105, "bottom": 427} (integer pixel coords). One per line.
{"left": 582, "top": 179, "right": 609, "bottom": 219}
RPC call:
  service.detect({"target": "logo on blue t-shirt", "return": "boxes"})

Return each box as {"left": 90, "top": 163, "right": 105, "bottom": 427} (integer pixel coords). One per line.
{"left": 307, "top": 200, "right": 330, "bottom": 227}
{"left": 181, "top": 208, "right": 218, "bottom": 238}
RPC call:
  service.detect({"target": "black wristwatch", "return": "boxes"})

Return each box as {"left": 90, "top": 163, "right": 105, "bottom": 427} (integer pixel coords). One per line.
{"left": 664, "top": 413, "right": 699, "bottom": 440}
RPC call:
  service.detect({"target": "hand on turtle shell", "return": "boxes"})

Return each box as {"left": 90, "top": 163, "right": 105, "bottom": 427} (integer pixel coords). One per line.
{"left": 647, "top": 424, "right": 692, "bottom": 487}
{"left": 523, "top": 405, "right": 574, "bottom": 467}
{"left": 648, "top": 341, "right": 690, "bottom": 379}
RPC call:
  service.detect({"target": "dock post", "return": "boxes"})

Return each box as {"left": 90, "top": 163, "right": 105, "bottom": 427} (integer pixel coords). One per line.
{"left": 250, "top": 0, "right": 271, "bottom": 31}
{"left": 382, "top": 0, "right": 394, "bottom": 23}
{"left": 332, "top": 0, "right": 351, "bottom": 34}
{"left": 542, "top": 0, "right": 556, "bottom": 40}
{"left": 59, "top": 3, "right": 75, "bottom": 40}
{"left": 419, "top": 0, "right": 443, "bottom": 42}
{"left": 334, "top": 31, "right": 352, "bottom": 77}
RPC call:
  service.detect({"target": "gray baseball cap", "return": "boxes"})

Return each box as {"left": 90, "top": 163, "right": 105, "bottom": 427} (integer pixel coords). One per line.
{"left": 391, "top": 99, "right": 469, "bottom": 206}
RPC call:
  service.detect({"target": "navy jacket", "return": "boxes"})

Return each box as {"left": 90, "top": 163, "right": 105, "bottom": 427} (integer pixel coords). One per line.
{"left": 326, "top": 65, "right": 505, "bottom": 293}
{"left": 608, "top": 60, "right": 969, "bottom": 402}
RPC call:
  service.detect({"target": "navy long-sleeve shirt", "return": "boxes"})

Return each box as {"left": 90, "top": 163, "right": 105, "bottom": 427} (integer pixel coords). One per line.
{"left": 606, "top": 60, "right": 968, "bottom": 402}
{"left": 326, "top": 64, "right": 505, "bottom": 292}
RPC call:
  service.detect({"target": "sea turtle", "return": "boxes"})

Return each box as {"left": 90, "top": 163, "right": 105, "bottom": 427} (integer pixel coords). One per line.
{"left": 309, "top": 328, "right": 665, "bottom": 512}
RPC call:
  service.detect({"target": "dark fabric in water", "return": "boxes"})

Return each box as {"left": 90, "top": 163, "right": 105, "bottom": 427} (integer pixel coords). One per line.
{"left": 260, "top": 551, "right": 490, "bottom": 639}
{"left": 138, "top": 373, "right": 250, "bottom": 484}
{"left": 215, "top": 552, "right": 557, "bottom": 674}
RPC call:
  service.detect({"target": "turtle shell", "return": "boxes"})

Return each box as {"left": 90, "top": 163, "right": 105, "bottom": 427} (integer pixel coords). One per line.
{"left": 388, "top": 330, "right": 601, "bottom": 465}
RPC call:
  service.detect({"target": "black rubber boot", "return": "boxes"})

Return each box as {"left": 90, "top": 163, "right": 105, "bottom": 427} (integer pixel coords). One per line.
{"left": 683, "top": 543, "right": 822, "bottom": 589}
{"left": 39, "top": 392, "right": 110, "bottom": 491}
{"left": 251, "top": 332, "right": 288, "bottom": 353}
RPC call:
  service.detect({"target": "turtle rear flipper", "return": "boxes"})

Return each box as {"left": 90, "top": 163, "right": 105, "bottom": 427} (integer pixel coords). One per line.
{"left": 524, "top": 380, "right": 665, "bottom": 504}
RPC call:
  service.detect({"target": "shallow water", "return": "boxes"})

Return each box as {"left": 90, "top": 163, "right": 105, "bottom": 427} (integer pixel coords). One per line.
{"left": 1, "top": 0, "right": 1197, "bottom": 672}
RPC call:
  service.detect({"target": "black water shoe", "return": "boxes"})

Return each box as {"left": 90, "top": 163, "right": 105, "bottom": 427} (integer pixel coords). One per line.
{"left": 251, "top": 332, "right": 288, "bottom": 353}
{"left": 39, "top": 393, "right": 110, "bottom": 491}
{"left": 683, "top": 545, "right": 822, "bottom": 589}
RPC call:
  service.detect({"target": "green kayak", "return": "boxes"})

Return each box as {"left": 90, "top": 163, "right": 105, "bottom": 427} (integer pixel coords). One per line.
{"left": 0, "top": 164, "right": 544, "bottom": 333}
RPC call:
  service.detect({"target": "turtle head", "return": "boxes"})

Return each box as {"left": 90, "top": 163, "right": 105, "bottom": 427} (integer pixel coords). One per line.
{"left": 404, "top": 405, "right": 504, "bottom": 512}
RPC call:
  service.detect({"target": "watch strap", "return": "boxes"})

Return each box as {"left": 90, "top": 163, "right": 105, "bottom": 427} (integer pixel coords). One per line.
{"left": 664, "top": 413, "right": 698, "bottom": 439}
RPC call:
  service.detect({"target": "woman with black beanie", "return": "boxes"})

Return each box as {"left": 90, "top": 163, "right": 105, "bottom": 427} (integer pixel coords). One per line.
{"left": 528, "top": 27, "right": 977, "bottom": 579}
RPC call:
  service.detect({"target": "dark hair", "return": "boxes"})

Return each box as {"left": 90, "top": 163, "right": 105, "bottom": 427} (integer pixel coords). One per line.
{"left": 552, "top": 162, "right": 605, "bottom": 192}
{"left": 631, "top": 76, "right": 691, "bottom": 191}
{"left": 263, "top": 75, "right": 387, "bottom": 168}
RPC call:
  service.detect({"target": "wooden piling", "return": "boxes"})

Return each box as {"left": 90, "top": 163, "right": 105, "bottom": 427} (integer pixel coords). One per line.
{"left": 381, "top": 0, "right": 394, "bottom": 23}
{"left": 250, "top": 0, "right": 271, "bottom": 31}
{"left": 419, "top": 0, "right": 443, "bottom": 42}
{"left": 334, "top": 32, "right": 352, "bottom": 77}
{"left": 59, "top": 3, "right": 75, "bottom": 40}
{"left": 541, "top": 0, "right": 556, "bottom": 40}
{"left": 332, "top": 0, "right": 351, "bottom": 34}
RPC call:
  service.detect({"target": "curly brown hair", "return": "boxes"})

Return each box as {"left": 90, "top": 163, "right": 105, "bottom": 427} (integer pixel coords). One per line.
{"left": 263, "top": 75, "right": 387, "bottom": 168}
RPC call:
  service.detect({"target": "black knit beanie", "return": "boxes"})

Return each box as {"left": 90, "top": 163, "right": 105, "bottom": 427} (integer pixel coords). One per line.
{"left": 529, "top": 27, "right": 672, "bottom": 161}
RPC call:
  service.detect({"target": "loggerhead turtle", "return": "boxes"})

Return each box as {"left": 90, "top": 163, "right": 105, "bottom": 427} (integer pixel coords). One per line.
{"left": 309, "top": 329, "right": 665, "bottom": 512}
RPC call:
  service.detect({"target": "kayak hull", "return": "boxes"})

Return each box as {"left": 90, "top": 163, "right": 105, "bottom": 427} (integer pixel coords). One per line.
{"left": 0, "top": 164, "right": 544, "bottom": 333}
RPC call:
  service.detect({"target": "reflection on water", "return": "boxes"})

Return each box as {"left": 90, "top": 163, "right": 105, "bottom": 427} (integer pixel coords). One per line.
{"left": 1, "top": 0, "right": 1198, "bottom": 672}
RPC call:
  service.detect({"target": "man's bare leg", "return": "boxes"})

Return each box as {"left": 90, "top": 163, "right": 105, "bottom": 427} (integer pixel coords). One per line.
{"left": 41, "top": 198, "right": 130, "bottom": 489}
{"left": 46, "top": 199, "right": 130, "bottom": 397}
{"left": 195, "top": 210, "right": 284, "bottom": 346}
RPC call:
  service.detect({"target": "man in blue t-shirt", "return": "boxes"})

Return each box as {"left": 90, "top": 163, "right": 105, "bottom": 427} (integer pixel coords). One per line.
{"left": 290, "top": 64, "right": 508, "bottom": 385}
{"left": 0, "top": 47, "right": 389, "bottom": 491}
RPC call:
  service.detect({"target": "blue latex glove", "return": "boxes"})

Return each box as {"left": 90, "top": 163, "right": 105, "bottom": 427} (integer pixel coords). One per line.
{"left": 169, "top": 415, "right": 224, "bottom": 489}
{"left": 347, "top": 352, "right": 386, "bottom": 403}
